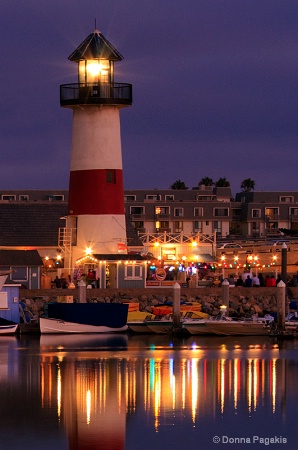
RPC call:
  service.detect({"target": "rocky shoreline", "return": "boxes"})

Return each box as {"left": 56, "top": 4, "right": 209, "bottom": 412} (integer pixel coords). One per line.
{"left": 20, "top": 287, "right": 298, "bottom": 319}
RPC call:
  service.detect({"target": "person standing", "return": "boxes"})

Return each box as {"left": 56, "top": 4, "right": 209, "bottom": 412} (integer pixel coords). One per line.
{"left": 258, "top": 273, "right": 265, "bottom": 287}
{"left": 252, "top": 274, "right": 260, "bottom": 287}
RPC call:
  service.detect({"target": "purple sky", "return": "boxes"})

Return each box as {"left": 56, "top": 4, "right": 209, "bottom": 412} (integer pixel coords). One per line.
{"left": 1, "top": 0, "right": 298, "bottom": 195}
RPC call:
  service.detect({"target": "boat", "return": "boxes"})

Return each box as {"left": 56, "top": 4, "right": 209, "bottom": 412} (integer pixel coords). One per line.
{"left": 40, "top": 302, "right": 129, "bottom": 334}
{"left": 127, "top": 311, "right": 155, "bottom": 333}
{"left": 152, "top": 303, "right": 202, "bottom": 316}
{"left": 284, "top": 312, "right": 298, "bottom": 332}
{"left": 128, "top": 310, "right": 208, "bottom": 334}
{"left": 183, "top": 315, "right": 273, "bottom": 336}
{"left": 0, "top": 317, "right": 18, "bottom": 335}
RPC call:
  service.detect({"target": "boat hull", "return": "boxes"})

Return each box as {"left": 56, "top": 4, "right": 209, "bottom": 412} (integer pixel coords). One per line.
{"left": 0, "top": 318, "right": 18, "bottom": 335}
{"left": 40, "top": 317, "right": 128, "bottom": 334}
{"left": 41, "top": 302, "right": 129, "bottom": 334}
{"left": 0, "top": 324, "right": 18, "bottom": 335}
{"left": 127, "top": 322, "right": 154, "bottom": 333}
{"left": 184, "top": 320, "right": 271, "bottom": 336}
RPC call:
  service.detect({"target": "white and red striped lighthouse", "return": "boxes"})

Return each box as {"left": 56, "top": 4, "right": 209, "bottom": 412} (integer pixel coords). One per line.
{"left": 60, "top": 29, "right": 132, "bottom": 265}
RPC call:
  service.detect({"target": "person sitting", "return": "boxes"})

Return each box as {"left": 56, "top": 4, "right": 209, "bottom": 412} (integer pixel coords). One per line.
{"left": 244, "top": 275, "right": 252, "bottom": 287}
{"left": 270, "top": 275, "right": 276, "bottom": 287}
{"left": 235, "top": 276, "right": 243, "bottom": 287}
{"left": 228, "top": 275, "right": 235, "bottom": 286}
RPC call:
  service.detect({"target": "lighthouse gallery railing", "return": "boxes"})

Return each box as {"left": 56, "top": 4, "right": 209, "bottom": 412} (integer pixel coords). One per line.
{"left": 60, "top": 82, "right": 132, "bottom": 106}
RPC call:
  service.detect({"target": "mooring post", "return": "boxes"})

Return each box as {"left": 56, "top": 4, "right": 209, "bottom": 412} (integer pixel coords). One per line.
{"left": 78, "top": 279, "right": 87, "bottom": 303}
{"left": 281, "top": 243, "right": 287, "bottom": 283}
{"left": 277, "top": 280, "right": 286, "bottom": 330}
{"left": 173, "top": 282, "right": 181, "bottom": 328}
{"left": 221, "top": 278, "right": 230, "bottom": 317}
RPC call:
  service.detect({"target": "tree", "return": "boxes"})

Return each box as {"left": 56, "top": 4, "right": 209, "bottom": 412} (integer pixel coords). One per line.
{"left": 241, "top": 178, "right": 255, "bottom": 192}
{"left": 170, "top": 179, "right": 188, "bottom": 190}
{"left": 214, "top": 177, "right": 230, "bottom": 187}
{"left": 198, "top": 176, "right": 214, "bottom": 186}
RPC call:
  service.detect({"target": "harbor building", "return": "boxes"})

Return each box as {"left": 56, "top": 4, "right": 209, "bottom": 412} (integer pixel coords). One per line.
{"left": 0, "top": 189, "right": 297, "bottom": 287}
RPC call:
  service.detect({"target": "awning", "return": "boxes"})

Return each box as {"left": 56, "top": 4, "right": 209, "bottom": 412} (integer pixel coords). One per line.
{"left": 195, "top": 254, "right": 217, "bottom": 263}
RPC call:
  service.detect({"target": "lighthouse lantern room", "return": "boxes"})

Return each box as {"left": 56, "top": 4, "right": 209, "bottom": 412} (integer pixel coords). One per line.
{"left": 60, "top": 29, "right": 132, "bottom": 268}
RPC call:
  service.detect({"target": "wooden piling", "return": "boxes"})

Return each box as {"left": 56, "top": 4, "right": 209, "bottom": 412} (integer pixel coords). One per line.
{"left": 173, "top": 282, "right": 181, "bottom": 328}
{"left": 221, "top": 279, "right": 230, "bottom": 316}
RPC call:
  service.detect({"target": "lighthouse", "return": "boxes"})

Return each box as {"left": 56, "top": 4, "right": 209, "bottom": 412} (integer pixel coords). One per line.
{"left": 60, "top": 29, "right": 132, "bottom": 267}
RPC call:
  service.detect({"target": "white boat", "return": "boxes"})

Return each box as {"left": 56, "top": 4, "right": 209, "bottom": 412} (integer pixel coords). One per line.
{"left": 40, "top": 302, "right": 129, "bottom": 334}
{"left": 183, "top": 316, "right": 273, "bottom": 336}
{"left": 0, "top": 318, "right": 18, "bottom": 335}
{"left": 40, "top": 317, "right": 128, "bottom": 334}
{"left": 284, "top": 312, "right": 298, "bottom": 332}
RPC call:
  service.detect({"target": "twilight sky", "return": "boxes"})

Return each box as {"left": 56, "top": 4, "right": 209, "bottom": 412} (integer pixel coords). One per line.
{"left": 1, "top": 0, "right": 298, "bottom": 195}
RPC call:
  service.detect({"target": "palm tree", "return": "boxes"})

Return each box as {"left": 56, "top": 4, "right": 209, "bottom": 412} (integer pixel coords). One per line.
{"left": 241, "top": 178, "right": 255, "bottom": 192}
{"left": 198, "top": 176, "right": 214, "bottom": 186}
{"left": 170, "top": 179, "right": 188, "bottom": 190}
{"left": 214, "top": 177, "right": 230, "bottom": 187}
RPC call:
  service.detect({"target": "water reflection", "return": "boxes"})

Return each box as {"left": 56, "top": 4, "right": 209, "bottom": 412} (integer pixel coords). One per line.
{"left": 0, "top": 335, "right": 297, "bottom": 449}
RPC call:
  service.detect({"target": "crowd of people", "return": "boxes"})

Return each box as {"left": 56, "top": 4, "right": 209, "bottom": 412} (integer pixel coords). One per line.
{"left": 225, "top": 272, "right": 298, "bottom": 288}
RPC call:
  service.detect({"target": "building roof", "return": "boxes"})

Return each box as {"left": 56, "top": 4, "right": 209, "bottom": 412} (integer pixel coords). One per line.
{"left": 93, "top": 254, "right": 148, "bottom": 261}
{"left": 68, "top": 30, "right": 123, "bottom": 62}
{"left": 0, "top": 203, "right": 68, "bottom": 246}
{"left": 0, "top": 250, "right": 43, "bottom": 266}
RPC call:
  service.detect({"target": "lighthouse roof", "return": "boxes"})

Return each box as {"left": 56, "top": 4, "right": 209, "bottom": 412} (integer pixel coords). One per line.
{"left": 68, "top": 29, "right": 123, "bottom": 62}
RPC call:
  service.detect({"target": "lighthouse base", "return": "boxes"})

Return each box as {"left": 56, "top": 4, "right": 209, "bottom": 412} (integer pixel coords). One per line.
{"left": 72, "top": 214, "right": 127, "bottom": 262}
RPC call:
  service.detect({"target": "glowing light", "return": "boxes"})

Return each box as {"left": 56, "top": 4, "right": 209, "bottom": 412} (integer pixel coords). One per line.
{"left": 87, "top": 62, "right": 101, "bottom": 76}
{"left": 86, "top": 390, "right": 91, "bottom": 424}
{"left": 57, "top": 365, "right": 61, "bottom": 419}
{"left": 85, "top": 247, "right": 92, "bottom": 255}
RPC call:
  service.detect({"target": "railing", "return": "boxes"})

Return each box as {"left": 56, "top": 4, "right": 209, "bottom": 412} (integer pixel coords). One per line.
{"left": 60, "top": 82, "right": 132, "bottom": 106}
{"left": 58, "top": 227, "right": 77, "bottom": 251}
{"left": 138, "top": 231, "right": 216, "bottom": 245}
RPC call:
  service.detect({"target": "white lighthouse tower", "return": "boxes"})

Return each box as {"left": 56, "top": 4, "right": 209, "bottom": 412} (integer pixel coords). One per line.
{"left": 60, "top": 29, "right": 132, "bottom": 267}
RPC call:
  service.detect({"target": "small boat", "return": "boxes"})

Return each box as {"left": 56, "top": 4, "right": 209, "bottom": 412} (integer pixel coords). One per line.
{"left": 128, "top": 311, "right": 208, "bottom": 335}
{"left": 183, "top": 315, "right": 274, "bottom": 336}
{"left": 127, "top": 311, "right": 155, "bottom": 333}
{"left": 281, "top": 312, "right": 298, "bottom": 334}
{"left": 40, "top": 302, "right": 129, "bottom": 334}
{"left": 0, "top": 318, "right": 18, "bottom": 335}
{"left": 152, "top": 303, "right": 202, "bottom": 316}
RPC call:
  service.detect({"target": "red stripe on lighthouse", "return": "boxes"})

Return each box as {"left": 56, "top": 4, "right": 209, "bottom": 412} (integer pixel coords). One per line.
{"left": 68, "top": 169, "right": 124, "bottom": 215}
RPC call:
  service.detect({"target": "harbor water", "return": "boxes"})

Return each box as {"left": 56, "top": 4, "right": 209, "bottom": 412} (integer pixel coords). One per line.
{"left": 0, "top": 333, "right": 298, "bottom": 449}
